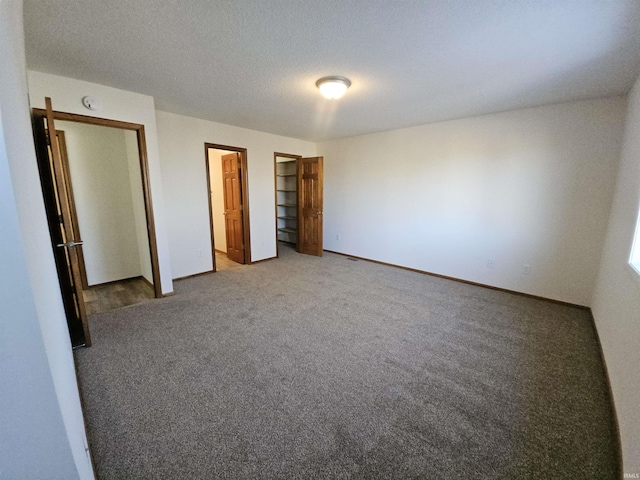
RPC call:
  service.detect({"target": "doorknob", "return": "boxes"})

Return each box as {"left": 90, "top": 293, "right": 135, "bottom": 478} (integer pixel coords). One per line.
{"left": 57, "top": 241, "right": 84, "bottom": 248}
{"left": 223, "top": 212, "right": 227, "bottom": 215}
{"left": 317, "top": 211, "right": 323, "bottom": 215}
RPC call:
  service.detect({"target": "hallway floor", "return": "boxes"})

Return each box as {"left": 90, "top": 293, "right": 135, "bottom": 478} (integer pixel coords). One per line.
{"left": 83, "top": 277, "right": 155, "bottom": 315}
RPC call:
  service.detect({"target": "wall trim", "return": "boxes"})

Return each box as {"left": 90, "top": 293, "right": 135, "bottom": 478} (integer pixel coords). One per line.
{"left": 251, "top": 256, "right": 277, "bottom": 265}
{"left": 140, "top": 276, "right": 154, "bottom": 290}
{"left": 85, "top": 275, "right": 144, "bottom": 289}
{"left": 173, "top": 270, "right": 214, "bottom": 282}
{"left": 324, "top": 249, "right": 589, "bottom": 310}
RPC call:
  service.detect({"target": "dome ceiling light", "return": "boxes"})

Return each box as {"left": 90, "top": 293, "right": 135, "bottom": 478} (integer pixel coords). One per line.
{"left": 316, "top": 76, "right": 351, "bottom": 99}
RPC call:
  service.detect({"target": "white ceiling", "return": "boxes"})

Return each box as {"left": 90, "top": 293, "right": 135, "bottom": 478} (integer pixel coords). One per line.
{"left": 24, "top": 1, "right": 640, "bottom": 142}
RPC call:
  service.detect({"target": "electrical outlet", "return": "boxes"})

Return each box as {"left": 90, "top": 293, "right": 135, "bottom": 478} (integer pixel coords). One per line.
{"left": 198, "top": 249, "right": 203, "bottom": 258}
{"left": 336, "top": 234, "right": 341, "bottom": 241}
{"left": 523, "top": 264, "right": 531, "bottom": 275}
{"left": 487, "top": 259, "right": 496, "bottom": 269}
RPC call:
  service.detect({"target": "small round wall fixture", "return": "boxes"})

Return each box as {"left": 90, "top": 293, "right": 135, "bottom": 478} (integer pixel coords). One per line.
{"left": 82, "top": 95, "right": 102, "bottom": 111}
{"left": 316, "top": 76, "right": 351, "bottom": 99}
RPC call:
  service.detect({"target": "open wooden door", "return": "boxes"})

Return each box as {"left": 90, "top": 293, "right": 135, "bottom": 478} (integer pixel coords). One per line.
{"left": 56, "top": 130, "right": 89, "bottom": 290}
{"left": 222, "top": 152, "right": 246, "bottom": 264}
{"left": 32, "top": 98, "right": 91, "bottom": 347}
{"left": 298, "top": 156, "right": 324, "bottom": 256}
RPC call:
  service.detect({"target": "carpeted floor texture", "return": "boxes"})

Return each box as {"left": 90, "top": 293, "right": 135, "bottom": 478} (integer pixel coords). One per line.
{"left": 75, "top": 244, "right": 619, "bottom": 479}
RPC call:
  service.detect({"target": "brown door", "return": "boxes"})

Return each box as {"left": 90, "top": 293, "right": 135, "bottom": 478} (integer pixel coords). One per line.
{"left": 298, "top": 156, "right": 324, "bottom": 256}
{"left": 32, "top": 98, "right": 91, "bottom": 347}
{"left": 222, "top": 152, "right": 245, "bottom": 264}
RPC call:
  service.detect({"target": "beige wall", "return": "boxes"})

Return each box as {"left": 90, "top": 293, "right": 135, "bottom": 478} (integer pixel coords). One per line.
{"left": 318, "top": 97, "right": 626, "bottom": 306}
{"left": 0, "top": 1, "right": 92, "bottom": 477}
{"left": 156, "top": 110, "right": 316, "bottom": 279}
{"left": 124, "top": 130, "right": 154, "bottom": 283}
{"left": 592, "top": 76, "right": 640, "bottom": 474}
{"left": 56, "top": 120, "right": 146, "bottom": 285}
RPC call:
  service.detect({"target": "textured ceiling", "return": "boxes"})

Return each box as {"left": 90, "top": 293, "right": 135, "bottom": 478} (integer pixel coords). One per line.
{"left": 24, "top": 1, "right": 640, "bottom": 142}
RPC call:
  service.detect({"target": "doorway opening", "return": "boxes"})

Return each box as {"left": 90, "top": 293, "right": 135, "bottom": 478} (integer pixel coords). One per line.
{"left": 274, "top": 154, "right": 325, "bottom": 258}
{"left": 205, "top": 143, "right": 251, "bottom": 271}
{"left": 274, "top": 153, "right": 301, "bottom": 256}
{"left": 32, "top": 101, "right": 162, "bottom": 347}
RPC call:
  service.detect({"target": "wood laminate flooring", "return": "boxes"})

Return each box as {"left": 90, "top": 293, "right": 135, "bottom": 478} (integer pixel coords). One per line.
{"left": 84, "top": 254, "right": 239, "bottom": 315}
{"left": 215, "top": 250, "right": 242, "bottom": 271}
{"left": 83, "top": 277, "right": 155, "bottom": 315}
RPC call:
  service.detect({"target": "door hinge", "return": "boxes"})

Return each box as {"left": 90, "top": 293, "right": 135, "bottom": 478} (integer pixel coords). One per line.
{"left": 46, "top": 132, "right": 52, "bottom": 146}
{"left": 58, "top": 214, "right": 64, "bottom": 223}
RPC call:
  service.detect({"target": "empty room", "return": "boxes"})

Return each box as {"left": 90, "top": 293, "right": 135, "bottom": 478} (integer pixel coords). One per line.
{"left": 2, "top": 1, "right": 640, "bottom": 479}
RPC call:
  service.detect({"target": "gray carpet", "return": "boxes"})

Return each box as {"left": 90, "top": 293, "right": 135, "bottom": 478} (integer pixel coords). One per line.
{"left": 75, "top": 244, "right": 619, "bottom": 479}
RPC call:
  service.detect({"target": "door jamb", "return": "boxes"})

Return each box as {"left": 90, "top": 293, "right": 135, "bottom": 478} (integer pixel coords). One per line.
{"left": 32, "top": 108, "right": 163, "bottom": 298}
{"left": 204, "top": 143, "right": 251, "bottom": 270}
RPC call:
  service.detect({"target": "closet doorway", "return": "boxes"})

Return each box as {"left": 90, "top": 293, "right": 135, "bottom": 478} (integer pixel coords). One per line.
{"left": 274, "top": 153, "right": 300, "bottom": 255}
{"left": 274, "top": 153, "right": 324, "bottom": 257}
{"left": 32, "top": 98, "right": 162, "bottom": 347}
{"left": 205, "top": 143, "right": 251, "bottom": 271}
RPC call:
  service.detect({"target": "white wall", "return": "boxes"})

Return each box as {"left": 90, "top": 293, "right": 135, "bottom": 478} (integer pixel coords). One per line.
{"left": 208, "top": 148, "right": 228, "bottom": 253}
{"left": 124, "top": 129, "right": 153, "bottom": 283}
{"left": 0, "top": 99, "right": 81, "bottom": 480}
{"left": 27, "top": 70, "right": 173, "bottom": 294}
{"left": 0, "top": 1, "right": 92, "bottom": 477}
{"left": 318, "top": 97, "right": 626, "bottom": 306}
{"left": 56, "top": 120, "right": 143, "bottom": 285}
{"left": 156, "top": 110, "right": 316, "bottom": 279}
{"left": 592, "top": 77, "right": 640, "bottom": 474}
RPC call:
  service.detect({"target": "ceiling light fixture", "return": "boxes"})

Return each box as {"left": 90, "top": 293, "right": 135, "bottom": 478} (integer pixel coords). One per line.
{"left": 316, "top": 76, "right": 351, "bottom": 99}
